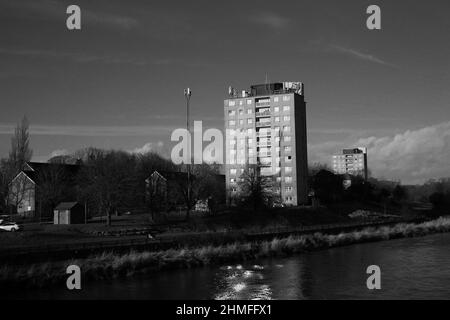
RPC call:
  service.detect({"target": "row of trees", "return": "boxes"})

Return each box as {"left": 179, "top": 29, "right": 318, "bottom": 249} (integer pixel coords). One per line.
{"left": 227, "top": 162, "right": 415, "bottom": 213}
{"left": 45, "top": 149, "right": 225, "bottom": 225}
{"left": 411, "top": 178, "right": 450, "bottom": 212}
{"left": 35, "top": 157, "right": 450, "bottom": 221}
{"left": 309, "top": 168, "right": 408, "bottom": 206}
{"left": 0, "top": 117, "right": 226, "bottom": 225}
{"left": 307, "top": 164, "right": 450, "bottom": 216}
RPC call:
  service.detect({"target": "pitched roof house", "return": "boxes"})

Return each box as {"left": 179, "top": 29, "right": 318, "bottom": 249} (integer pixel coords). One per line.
{"left": 145, "top": 170, "right": 225, "bottom": 213}
{"left": 10, "top": 162, "right": 81, "bottom": 217}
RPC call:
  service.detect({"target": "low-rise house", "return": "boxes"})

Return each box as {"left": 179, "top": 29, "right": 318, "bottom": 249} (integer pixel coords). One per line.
{"left": 145, "top": 170, "right": 225, "bottom": 213}
{"left": 145, "top": 171, "right": 188, "bottom": 212}
{"left": 9, "top": 162, "right": 81, "bottom": 217}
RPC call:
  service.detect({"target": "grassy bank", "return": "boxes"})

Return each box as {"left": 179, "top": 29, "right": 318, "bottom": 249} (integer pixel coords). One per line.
{"left": 1, "top": 217, "right": 450, "bottom": 289}
{"left": 0, "top": 207, "right": 349, "bottom": 251}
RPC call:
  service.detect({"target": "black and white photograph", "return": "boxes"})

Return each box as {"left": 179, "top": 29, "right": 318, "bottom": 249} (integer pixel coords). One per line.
{"left": 1, "top": 0, "right": 450, "bottom": 307}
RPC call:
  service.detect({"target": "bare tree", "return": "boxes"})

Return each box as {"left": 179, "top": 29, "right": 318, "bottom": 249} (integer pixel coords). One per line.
{"left": 193, "top": 163, "right": 225, "bottom": 215}
{"left": 9, "top": 116, "right": 33, "bottom": 173}
{"left": 77, "top": 150, "right": 138, "bottom": 226}
{"left": 36, "top": 165, "right": 74, "bottom": 219}
{"left": 237, "top": 164, "right": 275, "bottom": 211}
{"left": 0, "top": 159, "right": 13, "bottom": 212}
{"left": 169, "top": 163, "right": 224, "bottom": 220}
{"left": 5, "top": 116, "right": 33, "bottom": 213}
{"left": 174, "top": 164, "right": 195, "bottom": 220}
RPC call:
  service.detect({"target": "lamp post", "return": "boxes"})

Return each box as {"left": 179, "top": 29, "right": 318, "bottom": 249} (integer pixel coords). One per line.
{"left": 184, "top": 88, "right": 192, "bottom": 219}
{"left": 184, "top": 88, "right": 191, "bottom": 139}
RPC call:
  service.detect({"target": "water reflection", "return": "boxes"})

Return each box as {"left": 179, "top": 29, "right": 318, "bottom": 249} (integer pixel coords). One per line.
{"left": 214, "top": 264, "right": 271, "bottom": 300}
{"left": 213, "top": 258, "right": 315, "bottom": 300}
{"left": 211, "top": 233, "right": 450, "bottom": 300}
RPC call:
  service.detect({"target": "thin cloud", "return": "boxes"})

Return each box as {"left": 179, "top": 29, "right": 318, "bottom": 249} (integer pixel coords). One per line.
{"left": 0, "top": 124, "right": 175, "bottom": 137}
{"left": 0, "top": 48, "right": 151, "bottom": 66}
{"left": 2, "top": 0, "right": 139, "bottom": 30}
{"left": 130, "top": 141, "right": 165, "bottom": 154}
{"left": 49, "top": 149, "right": 70, "bottom": 158}
{"left": 0, "top": 48, "right": 213, "bottom": 68}
{"left": 330, "top": 45, "right": 397, "bottom": 67}
{"left": 30, "top": 149, "right": 70, "bottom": 163}
{"left": 309, "top": 128, "right": 377, "bottom": 136}
{"left": 83, "top": 10, "right": 138, "bottom": 30}
{"left": 250, "top": 12, "right": 291, "bottom": 29}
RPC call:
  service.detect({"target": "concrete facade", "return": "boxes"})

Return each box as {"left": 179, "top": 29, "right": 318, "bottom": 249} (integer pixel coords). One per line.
{"left": 224, "top": 82, "right": 308, "bottom": 206}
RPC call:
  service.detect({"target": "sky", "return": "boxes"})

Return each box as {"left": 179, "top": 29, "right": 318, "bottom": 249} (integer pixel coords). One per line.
{"left": 0, "top": 0, "right": 449, "bottom": 184}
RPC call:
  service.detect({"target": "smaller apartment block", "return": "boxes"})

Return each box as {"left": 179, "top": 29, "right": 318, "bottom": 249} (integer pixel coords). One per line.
{"left": 332, "top": 147, "right": 368, "bottom": 180}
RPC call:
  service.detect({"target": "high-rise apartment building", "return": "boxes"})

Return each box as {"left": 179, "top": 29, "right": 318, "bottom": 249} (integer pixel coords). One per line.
{"left": 224, "top": 82, "right": 308, "bottom": 206}
{"left": 332, "top": 148, "right": 368, "bottom": 180}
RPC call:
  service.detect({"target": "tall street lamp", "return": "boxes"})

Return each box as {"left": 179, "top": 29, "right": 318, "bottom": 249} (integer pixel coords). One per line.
{"left": 184, "top": 88, "right": 192, "bottom": 218}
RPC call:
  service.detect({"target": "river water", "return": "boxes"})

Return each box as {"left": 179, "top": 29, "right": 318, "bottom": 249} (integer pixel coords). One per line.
{"left": 7, "top": 233, "right": 450, "bottom": 299}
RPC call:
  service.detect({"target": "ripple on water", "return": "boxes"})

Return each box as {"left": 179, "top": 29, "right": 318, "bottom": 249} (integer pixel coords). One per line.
{"left": 220, "top": 266, "right": 233, "bottom": 270}
{"left": 243, "top": 270, "right": 254, "bottom": 278}
{"left": 226, "top": 272, "right": 238, "bottom": 280}
{"left": 250, "top": 285, "right": 272, "bottom": 300}
{"left": 233, "top": 283, "right": 246, "bottom": 292}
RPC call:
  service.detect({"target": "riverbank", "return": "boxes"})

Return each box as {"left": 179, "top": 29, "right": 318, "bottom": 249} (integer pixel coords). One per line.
{"left": 0, "top": 206, "right": 387, "bottom": 264}
{"left": 2, "top": 218, "right": 410, "bottom": 265}
{"left": 1, "top": 217, "right": 450, "bottom": 289}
